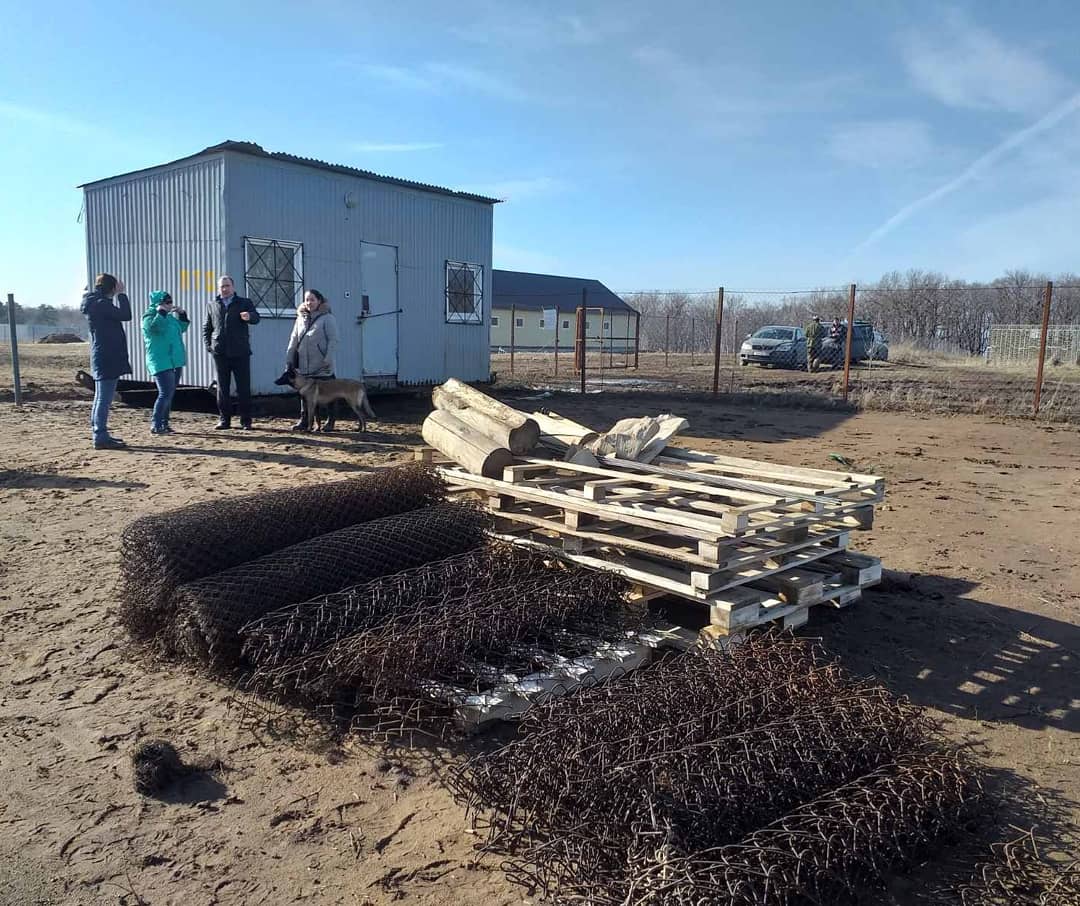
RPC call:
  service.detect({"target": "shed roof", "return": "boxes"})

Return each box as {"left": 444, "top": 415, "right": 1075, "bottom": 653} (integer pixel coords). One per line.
{"left": 492, "top": 270, "right": 637, "bottom": 314}
{"left": 79, "top": 140, "right": 501, "bottom": 204}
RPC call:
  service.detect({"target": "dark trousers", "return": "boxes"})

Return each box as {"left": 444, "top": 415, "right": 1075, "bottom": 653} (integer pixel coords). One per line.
{"left": 213, "top": 354, "right": 252, "bottom": 423}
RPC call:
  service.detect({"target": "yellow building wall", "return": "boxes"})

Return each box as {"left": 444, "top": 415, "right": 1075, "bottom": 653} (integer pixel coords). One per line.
{"left": 490, "top": 307, "right": 636, "bottom": 350}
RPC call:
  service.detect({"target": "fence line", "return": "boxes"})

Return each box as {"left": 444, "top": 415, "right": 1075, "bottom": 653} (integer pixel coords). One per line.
{"left": 0, "top": 323, "right": 87, "bottom": 342}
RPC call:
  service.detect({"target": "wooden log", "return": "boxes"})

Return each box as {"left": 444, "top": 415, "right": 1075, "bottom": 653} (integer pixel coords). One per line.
{"left": 529, "top": 410, "right": 600, "bottom": 450}
{"left": 422, "top": 409, "right": 514, "bottom": 478}
{"left": 435, "top": 379, "right": 540, "bottom": 454}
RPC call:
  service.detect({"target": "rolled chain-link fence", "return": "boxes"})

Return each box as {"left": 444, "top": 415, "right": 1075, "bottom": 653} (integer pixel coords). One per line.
{"left": 118, "top": 463, "right": 446, "bottom": 644}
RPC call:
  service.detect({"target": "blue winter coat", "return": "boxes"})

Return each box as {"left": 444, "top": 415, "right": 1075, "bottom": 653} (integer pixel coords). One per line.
{"left": 81, "top": 290, "right": 133, "bottom": 380}
{"left": 142, "top": 307, "right": 190, "bottom": 375}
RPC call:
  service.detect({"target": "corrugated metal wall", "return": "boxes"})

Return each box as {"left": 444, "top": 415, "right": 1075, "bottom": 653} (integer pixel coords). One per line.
{"left": 224, "top": 153, "right": 493, "bottom": 390}
{"left": 84, "top": 156, "right": 225, "bottom": 387}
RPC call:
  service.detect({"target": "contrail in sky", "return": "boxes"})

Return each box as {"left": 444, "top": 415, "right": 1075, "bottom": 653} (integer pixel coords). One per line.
{"left": 852, "top": 90, "right": 1080, "bottom": 255}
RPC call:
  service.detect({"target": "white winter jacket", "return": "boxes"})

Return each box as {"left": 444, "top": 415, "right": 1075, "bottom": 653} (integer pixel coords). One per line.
{"left": 286, "top": 307, "right": 339, "bottom": 377}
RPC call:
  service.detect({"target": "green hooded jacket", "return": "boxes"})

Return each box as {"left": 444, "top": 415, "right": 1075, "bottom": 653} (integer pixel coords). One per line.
{"left": 142, "top": 291, "right": 190, "bottom": 375}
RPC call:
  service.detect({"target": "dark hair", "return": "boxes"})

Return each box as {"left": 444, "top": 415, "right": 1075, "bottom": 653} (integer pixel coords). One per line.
{"left": 305, "top": 289, "right": 327, "bottom": 306}
{"left": 95, "top": 273, "right": 118, "bottom": 295}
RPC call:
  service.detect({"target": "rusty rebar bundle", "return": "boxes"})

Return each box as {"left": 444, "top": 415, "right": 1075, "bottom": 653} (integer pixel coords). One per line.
{"left": 616, "top": 751, "right": 981, "bottom": 906}
{"left": 948, "top": 829, "right": 1080, "bottom": 906}
{"left": 172, "top": 500, "right": 490, "bottom": 669}
{"left": 452, "top": 634, "right": 982, "bottom": 903}
{"left": 118, "top": 464, "right": 446, "bottom": 643}
{"left": 240, "top": 546, "right": 638, "bottom": 729}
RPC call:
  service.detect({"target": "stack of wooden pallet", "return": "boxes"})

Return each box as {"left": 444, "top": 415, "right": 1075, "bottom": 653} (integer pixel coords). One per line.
{"left": 418, "top": 417, "right": 883, "bottom": 641}
{"left": 416, "top": 382, "right": 884, "bottom": 640}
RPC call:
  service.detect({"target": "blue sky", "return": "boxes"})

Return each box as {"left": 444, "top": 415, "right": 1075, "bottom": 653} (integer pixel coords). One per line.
{"left": 2, "top": 0, "right": 1080, "bottom": 308}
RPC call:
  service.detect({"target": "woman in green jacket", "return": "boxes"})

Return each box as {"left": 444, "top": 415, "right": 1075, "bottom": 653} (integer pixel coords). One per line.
{"left": 142, "top": 290, "right": 190, "bottom": 434}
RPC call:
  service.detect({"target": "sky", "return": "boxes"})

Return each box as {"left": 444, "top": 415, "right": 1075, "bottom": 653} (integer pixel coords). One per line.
{"left": 2, "top": 0, "right": 1080, "bottom": 308}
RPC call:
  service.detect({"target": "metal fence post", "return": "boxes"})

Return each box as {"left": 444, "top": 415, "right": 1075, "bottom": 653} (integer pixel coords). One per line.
{"left": 576, "top": 294, "right": 587, "bottom": 394}
{"left": 554, "top": 310, "right": 559, "bottom": 376}
{"left": 510, "top": 304, "right": 516, "bottom": 374}
{"left": 634, "top": 312, "right": 640, "bottom": 370}
{"left": 1033, "top": 280, "right": 1054, "bottom": 416}
{"left": 841, "top": 284, "right": 857, "bottom": 403}
{"left": 711, "top": 286, "right": 725, "bottom": 395}
{"left": 6, "top": 294, "right": 22, "bottom": 406}
{"left": 665, "top": 313, "right": 670, "bottom": 368}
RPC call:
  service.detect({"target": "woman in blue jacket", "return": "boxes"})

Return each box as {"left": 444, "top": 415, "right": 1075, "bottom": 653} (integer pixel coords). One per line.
{"left": 142, "top": 290, "right": 190, "bottom": 434}
{"left": 80, "top": 273, "right": 132, "bottom": 449}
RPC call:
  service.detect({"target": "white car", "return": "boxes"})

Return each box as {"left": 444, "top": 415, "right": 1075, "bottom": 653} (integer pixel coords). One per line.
{"left": 739, "top": 326, "right": 808, "bottom": 368}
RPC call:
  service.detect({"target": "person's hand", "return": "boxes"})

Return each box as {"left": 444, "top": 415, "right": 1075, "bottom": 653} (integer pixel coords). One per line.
{"left": 240, "top": 311, "right": 251, "bottom": 322}
{"left": 116, "top": 278, "right": 126, "bottom": 294}
{"left": 175, "top": 308, "right": 186, "bottom": 318}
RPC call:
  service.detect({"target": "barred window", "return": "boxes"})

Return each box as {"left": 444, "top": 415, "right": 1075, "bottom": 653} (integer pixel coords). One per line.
{"left": 446, "top": 260, "right": 483, "bottom": 324}
{"left": 245, "top": 238, "right": 303, "bottom": 318}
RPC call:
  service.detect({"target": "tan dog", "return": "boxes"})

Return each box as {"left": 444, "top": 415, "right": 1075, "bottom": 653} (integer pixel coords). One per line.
{"left": 275, "top": 367, "right": 375, "bottom": 432}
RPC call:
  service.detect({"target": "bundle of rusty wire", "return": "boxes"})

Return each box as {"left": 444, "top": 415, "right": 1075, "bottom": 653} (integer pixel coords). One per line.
{"left": 118, "top": 463, "right": 445, "bottom": 643}
{"left": 240, "top": 544, "right": 558, "bottom": 670}
{"left": 172, "top": 500, "right": 490, "bottom": 669}
{"left": 616, "top": 751, "right": 981, "bottom": 906}
{"left": 946, "top": 829, "right": 1080, "bottom": 906}
{"left": 452, "top": 634, "right": 981, "bottom": 903}
{"left": 241, "top": 547, "right": 637, "bottom": 727}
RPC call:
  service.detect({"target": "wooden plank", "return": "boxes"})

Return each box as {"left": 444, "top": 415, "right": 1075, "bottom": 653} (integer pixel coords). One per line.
{"left": 520, "top": 456, "right": 810, "bottom": 509}
{"left": 491, "top": 509, "right": 715, "bottom": 567}
{"left": 663, "top": 446, "right": 884, "bottom": 488}
{"left": 600, "top": 454, "right": 841, "bottom": 504}
{"left": 440, "top": 466, "right": 733, "bottom": 541}
{"left": 821, "top": 551, "right": 882, "bottom": 586}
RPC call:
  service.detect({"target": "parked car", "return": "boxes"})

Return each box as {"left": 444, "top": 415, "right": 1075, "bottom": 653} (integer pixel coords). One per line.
{"left": 869, "top": 329, "right": 889, "bottom": 361}
{"left": 739, "top": 326, "right": 807, "bottom": 368}
{"left": 819, "top": 320, "right": 876, "bottom": 367}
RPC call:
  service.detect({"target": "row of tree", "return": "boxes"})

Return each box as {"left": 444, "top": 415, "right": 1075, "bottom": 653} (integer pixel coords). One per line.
{"left": 0, "top": 300, "right": 82, "bottom": 326}
{"left": 626, "top": 270, "right": 1080, "bottom": 355}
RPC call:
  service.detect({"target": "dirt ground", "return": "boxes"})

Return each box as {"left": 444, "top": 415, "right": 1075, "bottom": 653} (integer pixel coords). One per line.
{"left": 0, "top": 378, "right": 1078, "bottom": 904}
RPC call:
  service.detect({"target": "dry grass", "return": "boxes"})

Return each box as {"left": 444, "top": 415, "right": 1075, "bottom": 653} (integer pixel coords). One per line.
{"left": 0, "top": 341, "right": 91, "bottom": 401}
{"left": 493, "top": 350, "right": 1080, "bottom": 422}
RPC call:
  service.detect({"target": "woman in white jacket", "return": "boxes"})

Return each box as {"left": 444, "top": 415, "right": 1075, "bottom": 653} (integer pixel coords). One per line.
{"left": 285, "top": 289, "right": 339, "bottom": 430}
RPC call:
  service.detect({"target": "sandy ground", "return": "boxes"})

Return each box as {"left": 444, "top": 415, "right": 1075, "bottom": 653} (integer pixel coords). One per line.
{"left": 0, "top": 385, "right": 1078, "bottom": 905}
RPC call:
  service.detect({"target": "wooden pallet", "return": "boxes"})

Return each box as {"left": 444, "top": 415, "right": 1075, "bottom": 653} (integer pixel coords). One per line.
{"left": 706, "top": 551, "right": 882, "bottom": 635}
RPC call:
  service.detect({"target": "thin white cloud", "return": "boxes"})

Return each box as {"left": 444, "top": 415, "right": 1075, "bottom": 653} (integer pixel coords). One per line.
{"left": 447, "top": 10, "right": 610, "bottom": 47}
{"left": 352, "top": 64, "right": 437, "bottom": 92}
{"left": 0, "top": 100, "right": 91, "bottom": 134}
{"left": 350, "top": 141, "right": 444, "bottom": 153}
{"left": 460, "top": 177, "right": 567, "bottom": 202}
{"left": 425, "top": 62, "right": 527, "bottom": 102}
{"left": 852, "top": 91, "right": 1080, "bottom": 254}
{"left": 829, "top": 120, "right": 934, "bottom": 170}
{"left": 349, "top": 60, "right": 527, "bottom": 102}
{"left": 633, "top": 46, "right": 854, "bottom": 119}
{"left": 903, "top": 11, "right": 1069, "bottom": 113}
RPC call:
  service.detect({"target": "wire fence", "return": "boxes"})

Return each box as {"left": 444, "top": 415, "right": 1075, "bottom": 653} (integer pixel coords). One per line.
{"left": 491, "top": 281, "right": 1080, "bottom": 422}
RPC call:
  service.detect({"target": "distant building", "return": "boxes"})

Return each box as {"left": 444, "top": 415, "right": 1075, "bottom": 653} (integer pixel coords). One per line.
{"left": 490, "top": 270, "right": 638, "bottom": 352}
{"left": 80, "top": 141, "right": 499, "bottom": 393}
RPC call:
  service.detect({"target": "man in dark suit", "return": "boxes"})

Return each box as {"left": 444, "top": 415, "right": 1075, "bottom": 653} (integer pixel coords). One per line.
{"left": 204, "top": 275, "right": 261, "bottom": 429}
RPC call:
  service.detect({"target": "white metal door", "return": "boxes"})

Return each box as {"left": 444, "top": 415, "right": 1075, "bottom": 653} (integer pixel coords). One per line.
{"left": 359, "top": 242, "right": 399, "bottom": 379}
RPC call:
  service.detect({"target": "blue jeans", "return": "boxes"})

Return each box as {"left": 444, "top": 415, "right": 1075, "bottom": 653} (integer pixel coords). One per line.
{"left": 152, "top": 368, "right": 182, "bottom": 430}
{"left": 91, "top": 377, "right": 119, "bottom": 442}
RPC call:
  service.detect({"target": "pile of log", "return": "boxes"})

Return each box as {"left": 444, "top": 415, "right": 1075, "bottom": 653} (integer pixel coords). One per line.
{"left": 422, "top": 378, "right": 540, "bottom": 477}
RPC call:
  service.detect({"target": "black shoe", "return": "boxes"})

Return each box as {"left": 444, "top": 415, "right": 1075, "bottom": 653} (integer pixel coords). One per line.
{"left": 239, "top": 421, "right": 253, "bottom": 431}
{"left": 93, "top": 437, "right": 127, "bottom": 450}
{"left": 291, "top": 420, "right": 309, "bottom": 431}
{"left": 214, "top": 420, "right": 231, "bottom": 430}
